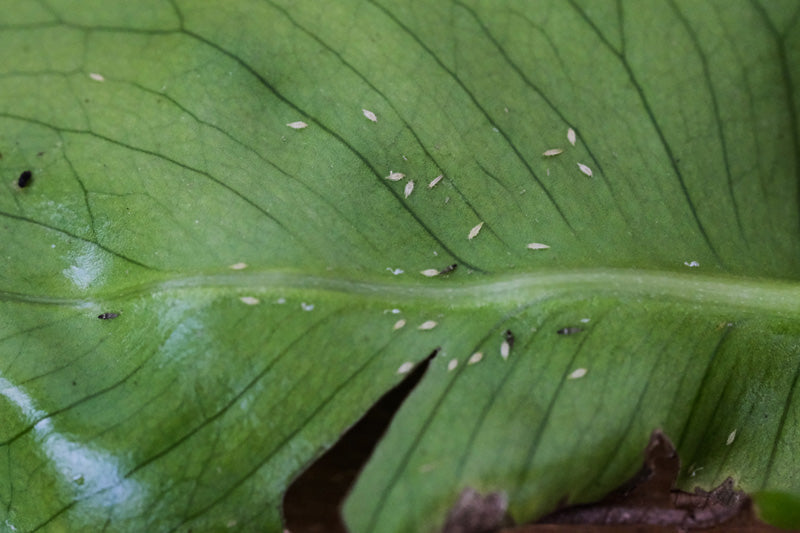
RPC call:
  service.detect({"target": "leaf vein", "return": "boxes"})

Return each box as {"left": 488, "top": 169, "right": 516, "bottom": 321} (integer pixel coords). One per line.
{"left": 367, "top": 0, "right": 576, "bottom": 233}
{"left": 567, "top": 0, "right": 724, "bottom": 264}
{"left": 178, "top": 26, "right": 486, "bottom": 272}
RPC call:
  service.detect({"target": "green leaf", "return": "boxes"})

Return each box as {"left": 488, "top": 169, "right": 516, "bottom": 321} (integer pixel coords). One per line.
{"left": 754, "top": 491, "right": 800, "bottom": 530}
{"left": 1, "top": 1, "right": 799, "bottom": 531}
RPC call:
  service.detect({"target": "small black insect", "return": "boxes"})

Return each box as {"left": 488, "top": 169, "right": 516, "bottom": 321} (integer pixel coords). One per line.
{"left": 98, "top": 312, "right": 119, "bottom": 320}
{"left": 17, "top": 170, "right": 32, "bottom": 188}
{"left": 503, "top": 329, "right": 515, "bottom": 349}
{"left": 439, "top": 263, "right": 458, "bottom": 275}
{"left": 557, "top": 326, "right": 583, "bottom": 335}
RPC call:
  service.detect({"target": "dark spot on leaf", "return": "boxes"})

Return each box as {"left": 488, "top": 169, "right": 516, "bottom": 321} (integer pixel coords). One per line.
{"left": 557, "top": 326, "right": 583, "bottom": 335}
{"left": 37, "top": 151, "right": 44, "bottom": 157}
{"left": 440, "top": 263, "right": 458, "bottom": 275}
{"left": 17, "top": 170, "right": 32, "bottom": 188}
{"left": 71, "top": 380, "right": 76, "bottom": 386}
{"left": 443, "top": 487, "right": 513, "bottom": 533}
{"left": 98, "top": 312, "right": 119, "bottom": 320}
{"left": 503, "top": 329, "right": 514, "bottom": 349}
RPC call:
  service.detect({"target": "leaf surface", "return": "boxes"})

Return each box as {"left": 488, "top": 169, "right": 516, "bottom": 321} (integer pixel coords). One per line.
{"left": 1, "top": 1, "right": 799, "bottom": 531}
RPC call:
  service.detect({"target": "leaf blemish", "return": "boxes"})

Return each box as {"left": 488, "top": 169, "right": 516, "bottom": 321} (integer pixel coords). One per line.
{"left": 17, "top": 170, "right": 33, "bottom": 188}
{"left": 439, "top": 264, "right": 457, "bottom": 275}
{"left": 97, "top": 312, "right": 119, "bottom": 320}
{"left": 444, "top": 488, "right": 508, "bottom": 533}
{"left": 301, "top": 302, "right": 314, "bottom": 311}
{"left": 557, "top": 326, "right": 583, "bottom": 335}
{"left": 503, "top": 329, "right": 515, "bottom": 349}
{"left": 684, "top": 261, "right": 700, "bottom": 267}
{"left": 386, "top": 267, "right": 404, "bottom": 275}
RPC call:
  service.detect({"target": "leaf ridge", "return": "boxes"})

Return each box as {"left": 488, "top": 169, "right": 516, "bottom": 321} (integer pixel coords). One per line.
{"left": 3, "top": 269, "right": 799, "bottom": 317}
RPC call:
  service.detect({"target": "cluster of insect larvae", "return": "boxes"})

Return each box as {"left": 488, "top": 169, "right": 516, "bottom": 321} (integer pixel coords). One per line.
{"left": 282, "top": 111, "right": 588, "bottom": 273}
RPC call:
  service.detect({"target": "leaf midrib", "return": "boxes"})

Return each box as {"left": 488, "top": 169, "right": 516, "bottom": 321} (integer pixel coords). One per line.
{"left": 3, "top": 268, "right": 799, "bottom": 318}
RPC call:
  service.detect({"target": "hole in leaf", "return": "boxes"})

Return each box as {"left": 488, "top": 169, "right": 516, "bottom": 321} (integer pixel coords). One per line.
{"left": 282, "top": 350, "right": 436, "bottom": 532}
{"left": 284, "top": 402, "right": 781, "bottom": 531}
